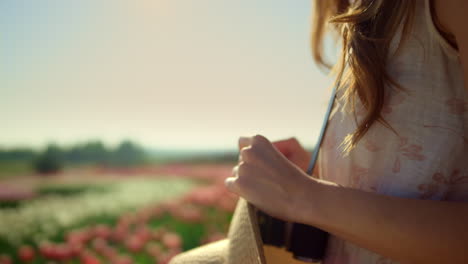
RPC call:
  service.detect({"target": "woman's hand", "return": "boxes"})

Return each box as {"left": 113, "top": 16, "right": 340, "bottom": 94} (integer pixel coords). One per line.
{"left": 225, "top": 134, "right": 317, "bottom": 222}
{"left": 270, "top": 137, "right": 312, "bottom": 172}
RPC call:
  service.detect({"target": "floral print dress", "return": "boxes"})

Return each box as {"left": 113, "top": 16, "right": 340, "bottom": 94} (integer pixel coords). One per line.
{"left": 317, "top": 0, "right": 467, "bottom": 263}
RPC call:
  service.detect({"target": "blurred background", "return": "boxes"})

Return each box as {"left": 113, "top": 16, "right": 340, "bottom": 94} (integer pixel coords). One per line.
{"left": 0, "top": 0, "right": 332, "bottom": 263}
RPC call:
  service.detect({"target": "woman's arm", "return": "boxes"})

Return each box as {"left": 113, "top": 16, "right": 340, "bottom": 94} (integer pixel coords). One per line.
{"left": 227, "top": 3, "right": 468, "bottom": 263}
{"left": 227, "top": 135, "right": 468, "bottom": 264}
{"left": 296, "top": 178, "right": 468, "bottom": 264}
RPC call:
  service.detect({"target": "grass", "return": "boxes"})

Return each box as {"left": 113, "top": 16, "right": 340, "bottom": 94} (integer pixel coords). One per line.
{"left": 0, "top": 160, "right": 33, "bottom": 179}
{"left": 37, "top": 184, "right": 110, "bottom": 197}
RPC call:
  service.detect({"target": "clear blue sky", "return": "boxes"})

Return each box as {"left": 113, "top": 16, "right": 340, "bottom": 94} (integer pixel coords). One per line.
{"left": 0, "top": 0, "right": 333, "bottom": 150}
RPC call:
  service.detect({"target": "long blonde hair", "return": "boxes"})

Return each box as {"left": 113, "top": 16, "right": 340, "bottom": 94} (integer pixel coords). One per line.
{"left": 312, "top": 0, "right": 416, "bottom": 152}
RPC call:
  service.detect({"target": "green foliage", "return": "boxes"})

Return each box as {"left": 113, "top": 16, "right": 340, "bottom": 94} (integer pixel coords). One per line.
{"left": 33, "top": 144, "right": 64, "bottom": 174}
{"left": 0, "top": 161, "right": 33, "bottom": 179}
{"left": 0, "top": 140, "right": 148, "bottom": 176}
{"left": 0, "top": 200, "right": 23, "bottom": 209}
{"left": 65, "top": 140, "right": 109, "bottom": 164}
{"left": 149, "top": 213, "right": 206, "bottom": 251}
{"left": 0, "top": 147, "right": 36, "bottom": 161}
{"left": 37, "top": 184, "right": 109, "bottom": 197}
{"left": 109, "top": 140, "right": 146, "bottom": 167}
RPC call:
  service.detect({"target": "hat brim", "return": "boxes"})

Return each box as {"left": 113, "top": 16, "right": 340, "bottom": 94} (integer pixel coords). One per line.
{"left": 170, "top": 198, "right": 266, "bottom": 264}
{"left": 226, "top": 198, "right": 267, "bottom": 264}
{"left": 170, "top": 239, "right": 229, "bottom": 264}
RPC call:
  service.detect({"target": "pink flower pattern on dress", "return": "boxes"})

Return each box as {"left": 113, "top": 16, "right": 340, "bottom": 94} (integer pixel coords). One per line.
{"left": 350, "top": 164, "right": 377, "bottom": 191}
{"left": 364, "top": 139, "right": 382, "bottom": 152}
{"left": 350, "top": 164, "right": 369, "bottom": 188}
{"left": 382, "top": 90, "right": 406, "bottom": 115}
{"left": 445, "top": 98, "right": 467, "bottom": 115}
{"left": 392, "top": 137, "right": 426, "bottom": 173}
{"left": 418, "top": 169, "right": 468, "bottom": 200}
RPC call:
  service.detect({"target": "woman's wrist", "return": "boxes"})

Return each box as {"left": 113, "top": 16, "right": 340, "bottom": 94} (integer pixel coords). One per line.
{"left": 293, "top": 176, "right": 338, "bottom": 228}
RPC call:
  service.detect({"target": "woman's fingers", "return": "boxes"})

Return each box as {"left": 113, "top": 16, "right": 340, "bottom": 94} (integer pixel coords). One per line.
{"left": 226, "top": 134, "right": 314, "bottom": 222}
{"left": 237, "top": 135, "right": 285, "bottom": 174}
{"left": 238, "top": 136, "right": 253, "bottom": 150}
{"left": 225, "top": 162, "right": 263, "bottom": 198}
{"left": 238, "top": 136, "right": 257, "bottom": 163}
{"left": 226, "top": 162, "right": 246, "bottom": 195}
{"left": 224, "top": 176, "right": 240, "bottom": 194}
{"left": 272, "top": 137, "right": 299, "bottom": 157}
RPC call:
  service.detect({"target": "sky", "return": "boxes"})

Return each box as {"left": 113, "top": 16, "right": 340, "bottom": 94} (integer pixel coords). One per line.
{"left": 0, "top": 0, "right": 334, "bottom": 150}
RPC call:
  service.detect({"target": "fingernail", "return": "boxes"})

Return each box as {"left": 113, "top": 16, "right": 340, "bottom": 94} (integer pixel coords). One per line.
{"left": 224, "top": 177, "right": 236, "bottom": 191}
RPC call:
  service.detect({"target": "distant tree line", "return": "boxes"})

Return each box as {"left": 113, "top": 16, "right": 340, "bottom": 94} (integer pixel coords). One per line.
{"left": 0, "top": 140, "right": 146, "bottom": 174}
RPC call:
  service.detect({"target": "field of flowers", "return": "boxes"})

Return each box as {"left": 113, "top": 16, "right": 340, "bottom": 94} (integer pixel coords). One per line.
{"left": 0, "top": 164, "right": 238, "bottom": 264}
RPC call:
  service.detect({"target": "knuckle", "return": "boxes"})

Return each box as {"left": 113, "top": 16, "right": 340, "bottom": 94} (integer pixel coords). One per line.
{"left": 240, "top": 147, "right": 255, "bottom": 162}
{"left": 231, "top": 165, "right": 238, "bottom": 176}
{"left": 237, "top": 161, "right": 249, "bottom": 176}
{"left": 225, "top": 177, "right": 240, "bottom": 193}
{"left": 252, "top": 134, "right": 267, "bottom": 146}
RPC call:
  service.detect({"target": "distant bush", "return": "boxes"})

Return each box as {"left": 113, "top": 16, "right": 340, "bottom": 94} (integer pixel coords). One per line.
{"left": 64, "top": 140, "right": 109, "bottom": 164}
{"left": 0, "top": 139, "right": 150, "bottom": 178}
{"left": 109, "top": 140, "right": 146, "bottom": 167}
{"left": 12, "top": 139, "right": 148, "bottom": 173}
{"left": 33, "top": 144, "right": 63, "bottom": 174}
{"left": 0, "top": 148, "right": 36, "bottom": 161}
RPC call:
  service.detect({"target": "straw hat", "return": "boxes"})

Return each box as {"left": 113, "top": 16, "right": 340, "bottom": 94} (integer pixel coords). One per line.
{"left": 170, "top": 198, "right": 265, "bottom": 264}
{"left": 170, "top": 198, "right": 309, "bottom": 264}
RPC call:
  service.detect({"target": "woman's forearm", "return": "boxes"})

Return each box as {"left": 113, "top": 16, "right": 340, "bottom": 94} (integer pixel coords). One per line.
{"left": 297, "top": 178, "right": 468, "bottom": 264}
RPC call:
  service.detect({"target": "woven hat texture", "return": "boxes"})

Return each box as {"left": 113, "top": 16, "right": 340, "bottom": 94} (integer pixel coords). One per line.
{"left": 170, "top": 198, "right": 266, "bottom": 264}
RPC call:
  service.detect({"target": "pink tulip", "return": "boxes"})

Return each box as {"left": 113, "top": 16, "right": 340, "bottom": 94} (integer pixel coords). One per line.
{"left": 146, "top": 242, "right": 162, "bottom": 258}
{"left": 110, "top": 226, "right": 128, "bottom": 242}
{"left": 135, "top": 225, "right": 152, "bottom": 241}
{"left": 0, "top": 254, "right": 12, "bottom": 264}
{"left": 100, "top": 246, "right": 118, "bottom": 260}
{"left": 152, "top": 227, "right": 167, "bottom": 240}
{"left": 162, "top": 233, "right": 182, "bottom": 249}
{"left": 171, "top": 206, "right": 203, "bottom": 222}
{"left": 80, "top": 252, "right": 101, "bottom": 264}
{"left": 125, "top": 236, "right": 144, "bottom": 253}
{"left": 94, "top": 224, "right": 112, "bottom": 239}
{"left": 91, "top": 238, "right": 109, "bottom": 253}
{"left": 67, "top": 229, "right": 91, "bottom": 245}
{"left": 18, "top": 245, "right": 35, "bottom": 262}
{"left": 68, "top": 242, "right": 84, "bottom": 257}
{"left": 39, "top": 242, "right": 54, "bottom": 259}
{"left": 157, "top": 250, "right": 179, "bottom": 264}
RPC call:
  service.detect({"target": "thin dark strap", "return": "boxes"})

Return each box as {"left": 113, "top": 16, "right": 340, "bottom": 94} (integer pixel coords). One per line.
{"left": 306, "top": 86, "right": 337, "bottom": 175}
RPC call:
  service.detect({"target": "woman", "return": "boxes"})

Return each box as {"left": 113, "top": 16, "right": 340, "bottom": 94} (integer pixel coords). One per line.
{"left": 176, "top": 0, "right": 468, "bottom": 263}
